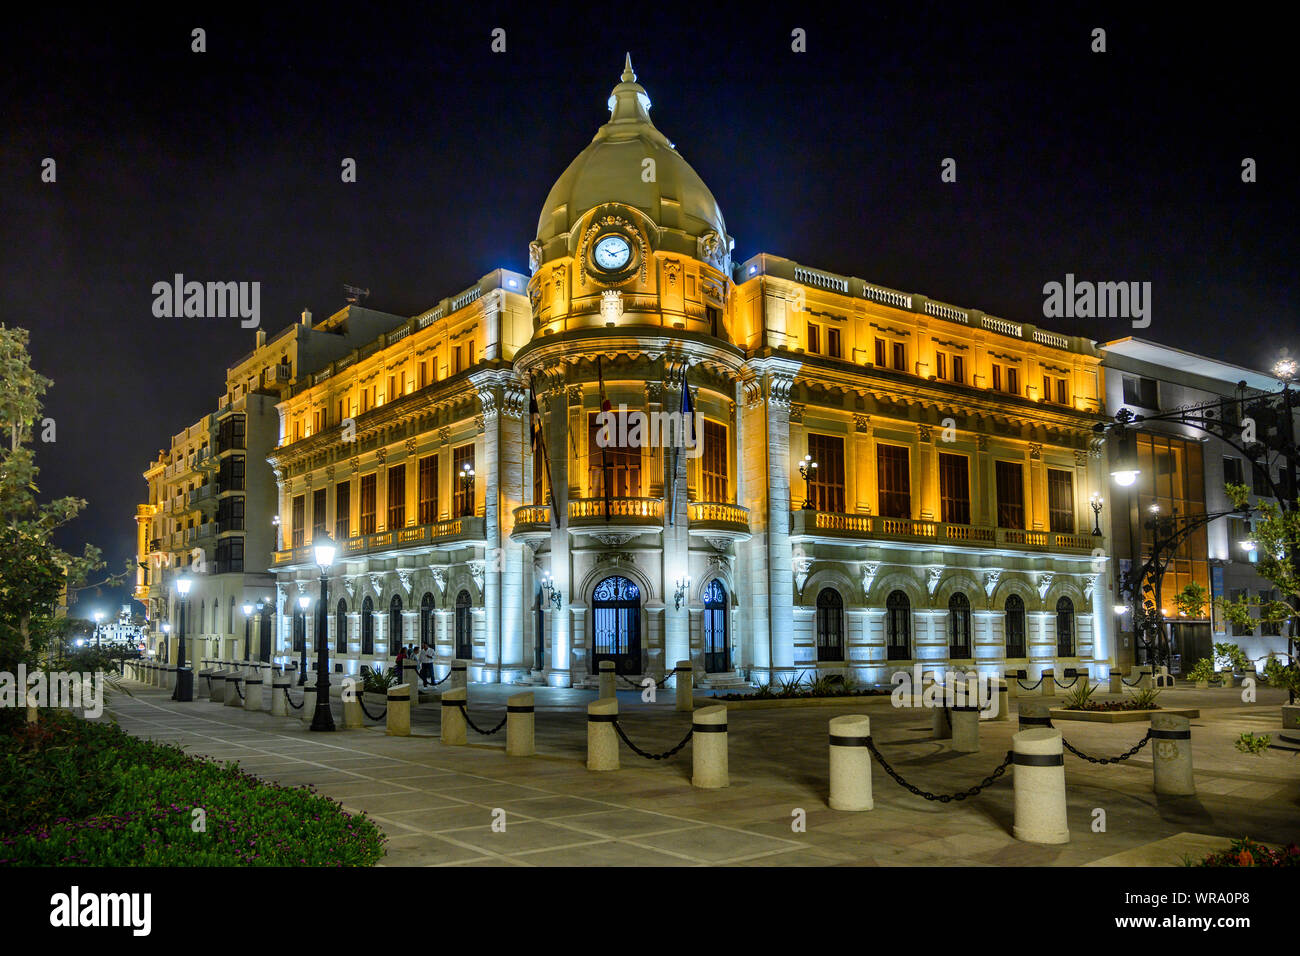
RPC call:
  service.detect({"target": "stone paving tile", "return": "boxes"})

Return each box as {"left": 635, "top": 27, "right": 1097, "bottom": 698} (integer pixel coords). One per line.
{"left": 408, "top": 804, "right": 511, "bottom": 832}
{"left": 315, "top": 780, "right": 414, "bottom": 798}
{"left": 440, "top": 820, "right": 608, "bottom": 855}
{"left": 378, "top": 833, "right": 493, "bottom": 866}
{"left": 628, "top": 824, "right": 800, "bottom": 863}
{"left": 491, "top": 795, "right": 614, "bottom": 819}
{"left": 435, "top": 782, "right": 558, "bottom": 805}
{"left": 556, "top": 809, "right": 703, "bottom": 838}
{"left": 511, "top": 839, "right": 689, "bottom": 867}
{"left": 337, "top": 792, "right": 471, "bottom": 814}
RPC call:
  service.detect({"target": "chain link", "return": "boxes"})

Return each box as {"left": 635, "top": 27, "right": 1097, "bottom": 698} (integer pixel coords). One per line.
{"left": 1016, "top": 677, "right": 1044, "bottom": 691}
{"left": 1055, "top": 676, "right": 1080, "bottom": 689}
{"left": 284, "top": 689, "right": 304, "bottom": 711}
{"left": 455, "top": 702, "right": 507, "bottom": 735}
{"left": 611, "top": 719, "right": 694, "bottom": 760}
{"left": 356, "top": 694, "right": 386, "bottom": 721}
{"left": 1121, "top": 675, "right": 1143, "bottom": 687}
{"left": 618, "top": 672, "right": 673, "bottom": 690}
{"left": 428, "top": 670, "right": 452, "bottom": 687}
{"left": 866, "top": 737, "right": 1012, "bottom": 802}
{"left": 1062, "top": 730, "right": 1152, "bottom": 764}
{"left": 233, "top": 681, "right": 245, "bottom": 701}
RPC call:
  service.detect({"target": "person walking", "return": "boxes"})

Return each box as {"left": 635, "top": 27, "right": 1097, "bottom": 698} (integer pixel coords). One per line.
{"left": 420, "top": 643, "right": 435, "bottom": 686}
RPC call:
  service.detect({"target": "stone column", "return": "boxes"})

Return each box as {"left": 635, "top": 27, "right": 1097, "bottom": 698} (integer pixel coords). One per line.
{"left": 663, "top": 361, "right": 692, "bottom": 671}
{"left": 545, "top": 377, "right": 573, "bottom": 687}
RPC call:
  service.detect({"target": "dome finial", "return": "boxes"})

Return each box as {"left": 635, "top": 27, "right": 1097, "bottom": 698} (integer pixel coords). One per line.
{"left": 622, "top": 52, "right": 635, "bottom": 83}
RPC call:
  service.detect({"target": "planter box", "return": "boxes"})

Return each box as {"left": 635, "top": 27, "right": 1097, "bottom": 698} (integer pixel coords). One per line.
{"left": 1195, "top": 680, "right": 1208, "bottom": 690}
{"left": 1049, "top": 707, "right": 1200, "bottom": 724}
{"left": 695, "top": 694, "right": 887, "bottom": 711}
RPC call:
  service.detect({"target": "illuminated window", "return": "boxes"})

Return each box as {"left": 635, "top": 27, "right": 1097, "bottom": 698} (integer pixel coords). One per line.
{"left": 1056, "top": 597, "right": 1075, "bottom": 655}
{"left": 807, "top": 433, "right": 845, "bottom": 512}
{"left": 877, "top": 444, "right": 911, "bottom": 519}
{"left": 938, "top": 453, "right": 971, "bottom": 525}
{"left": 886, "top": 590, "right": 911, "bottom": 660}
{"left": 453, "top": 444, "right": 475, "bottom": 516}
{"left": 387, "top": 463, "right": 406, "bottom": 530}
{"left": 702, "top": 420, "right": 728, "bottom": 502}
{"left": 995, "top": 460, "right": 1025, "bottom": 529}
{"left": 335, "top": 480, "right": 351, "bottom": 541}
{"left": 815, "top": 589, "right": 843, "bottom": 661}
{"left": 1005, "top": 594, "right": 1026, "bottom": 657}
{"left": 359, "top": 474, "right": 376, "bottom": 535}
{"left": 949, "top": 592, "right": 971, "bottom": 658}
{"left": 419, "top": 455, "right": 438, "bottom": 524}
{"left": 892, "top": 341, "right": 907, "bottom": 372}
{"left": 1047, "top": 468, "right": 1074, "bottom": 533}
{"left": 807, "top": 323, "right": 821, "bottom": 354}
{"left": 874, "top": 338, "right": 886, "bottom": 367}
{"left": 827, "top": 327, "right": 842, "bottom": 359}
{"left": 587, "top": 413, "right": 641, "bottom": 499}
{"left": 291, "top": 495, "right": 305, "bottom": 547}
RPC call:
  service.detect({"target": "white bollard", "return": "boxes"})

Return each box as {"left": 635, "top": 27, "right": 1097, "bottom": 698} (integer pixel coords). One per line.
{"left": 675, "top": 660, "right": 693, "bottom": 712}
{"left": 1012, "top": 728, "right": 1069, "bottom": 845}
{"left": 691, "top": 704, "right": 729, "bottom": 789}
{"left": 991, "top": 678, "right": 1010, "bottom": 722}
{"left": 342, "top": 679, "right": 363, "bottom": 729}
{"left": 163, "top": 666, "right": 177, "bottom": 691}
{"left": 932, "top": 702, "right": 952, "bottom": 739}
{"left": 301, "top": 684, "right": 316, "bottom": 724}
{"left": 451, "top": 660, "right": 468, "bottom": 691}
{"left": 1151, "top": 713, "right": 1194, "bottom": 795}
{"left": 243, "top": 676, "right": 263, "bottom": 712}
{"left": 1109, "top": 668, "right": 1123, "bottom": 694}
{"left": 586, "top": 697, "right": 619, "bottom": 771}
{"left": 225, "top": 674, "right": 243, "bottom": 707}
{"left": 209, "top": 672, "right": 227, "bottom": 704}
{"left": 440, "top": 687, "right": 467, "bottom": 745}
{"left": 1139, "top": 665, "right": 1154, "bottom": 691}
{"left": 386, "top": 684, "right": 411, "bottom": 736}
{"left": 951, "top": 706, "right": 981, "bottom": 752}
{"left": 506, "top": 692, "right": 535, "bottom": 757}
{"left": 828, "top": 715, "right": 873, "bottom": 811}
{"left": 1040, "top": 669, "right": 1055, "bottom": 697}
{"left": 271, "top": 677, "right": 289, "bottom": 717}
{"left": 1018, "top": 699, "right": 1053, "bottom": 731}
{"left": 598, "top": 660, "right": 616, "bottom": 700}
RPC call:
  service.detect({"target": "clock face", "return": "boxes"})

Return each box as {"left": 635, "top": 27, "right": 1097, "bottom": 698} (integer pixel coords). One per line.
{"left": 592, "top": 234, "right": 632, "bottom": 271}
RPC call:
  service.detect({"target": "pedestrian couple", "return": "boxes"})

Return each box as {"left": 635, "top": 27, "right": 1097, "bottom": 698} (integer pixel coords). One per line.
{"left": 396, "top": 644, "right": 437, "bottom": 686}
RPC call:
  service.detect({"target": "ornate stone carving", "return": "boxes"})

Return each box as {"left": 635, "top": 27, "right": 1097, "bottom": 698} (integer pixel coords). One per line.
{"left": 438, "top": 427, "right": 450, "bottom": 445}
{"left": 794, "top": 556, "right": 814, "bottom": 595}
{"left": 375, "top": 447, "right": 387, "bottom": 464}
{"left": 983, "top": 569, "right": 1002, "bottom": 597}
{"left": 468, "top": 560, "right": 486, "bottom": 593}
{"left": 567, "top": 386, "right": 583, "bottom": 406}
{"left": 742, "top": 379, "right": 763, "bottom": 409}
{"left": 1084, "top": 574, "right": 1099, "bottom": 601}
{"left": 926, "top": 566, "right": 944, "bottom": 596}
{"left": 473, "top": 414, "right": 485, "bottom": 433}
{"left": 705, "top": 536, "right": 733, "bottom": 553}
{"left": 397, "top": 569, "right": 413, "bottom": 594}
{"left": 663, "top": 259, "right": 682, "bottom": 287}
{"left": 429, "top": 567, "right": 447, "bottom": 593}
{"left": 343, "top": 577, "right": 356, "bottom": 598}
{"left": 1088, "top": 435, "right": 1107, "bottom": 459}
{"left": 697, "top": 230, "right": 724, "bottom": 265}
{"left": 593, "top": 532, "right": 636, "bottom": 548}
{"left": 1073, "top": 449, "right": 1088, "bottom": 467}
{"left": 304, "top": 472, "right": 313, "bottom": 487}
{"left": 367, "top": 572, "right": 384, "bottom": 597}
{"left": 1037, "top": 572, "right": 1055, "bottom": 601}
{"left": 554, "top": 263, "right": 567, "bottom": 292}
{"left": 977, "top": 434, "right": 989, "bottom": 451}
{"left": 295, "top": 579, "right": 311, "bottom": 595}
{"left": 600, "top": 289, "right": 624, "bottom": 322}
{"left": 350, "top": 456, "right": 360, "bottom": 473}
{"left": 706, "top": 553, "right": 733, "bottom": 574}
{"left": 502, "top": 384, "right": 527, "bottom": 420}
{"left": 766, "top": 373, "right": 795, "bottom": 408}
{"left": 861, "top": 561, "right": 880, "bottom": 599}
{"left": 854, "top": 414, "right": 871, "bottom": 433}
{"left": 918, "top": 424, "right": 932, "bottom": 444}
{"left": 405, "top": 438, "right": 417, "bottom": 454}
{"left": 1029, "top": 443, "right": 1042, "bottom": 461}
{"left": 528, "top": 240, "right": 542, "bottom": 274}
{"left": 789, "top": 403, "right": 805, "bottom": 424}
{"left": 276, "top": 582, "right": 288, "bottom": 609}
{"left": 596, "top": 550, "right": 637, "bottom": 566}
{"left": 325, "top": 465, "right": 335, "bottom": 480}
{"left": 645, "top": 381, "right": 663, "bottom": 404}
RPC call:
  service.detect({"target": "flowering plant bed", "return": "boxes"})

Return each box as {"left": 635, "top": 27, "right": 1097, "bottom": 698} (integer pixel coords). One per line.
{"left": 1049, "top": 707, "right": 1199, "bottom": 723}
{"left": 1191, "top": 837, "right": 1300, "bottom": 867}
{"left": 1066, "top": 699, "right": 1163, "bottom": 712}
{"left": 0, "top": 709, "right": 386, "bottom": 866}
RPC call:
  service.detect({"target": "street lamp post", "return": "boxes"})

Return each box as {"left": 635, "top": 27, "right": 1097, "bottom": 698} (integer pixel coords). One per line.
{"left": 310, "top": 534, "right": 337, "bottom": 732}
{"left": 799, "top": 454, "right": 818, "bottom": 510}
{"left": 296, "top": 594, "right": 310, "bottom": 685}
{"left": 94, "top": 611, "right": 104, "bottom": 648}
{"left": 242, "top": 603, "right": 254, "bottom": 662}
{"left": 161, "top": 622, "right": 170, "bottom": 663}
{"left": 172, "top": 575, "right": 193, "bottom": 701}
{"left": 1089, "top": 493, "right": 1104, "bottom": 536}
{"left": 460, "top": 463, "right": 476, "bottom": 516}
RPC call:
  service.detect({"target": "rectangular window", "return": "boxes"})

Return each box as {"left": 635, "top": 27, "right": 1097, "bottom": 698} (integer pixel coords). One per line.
{"left": 938, "top": 453, "right": 971, "bottom": 525}
{"left": 995, "top": 460, "right": 1025, "bottom": 529}
{"left": 874, "top": 338, "right": 886, "bottom": 367}
{"left": 291, "top": 494, "right": 305, "bottom": 547}
{"left": 1135, "top": 432, "right": 1208, "bottom": 605}
{"left": 312, "top": 488, "right": 327, "bottom": 541}
{"left": 419, "top": 455, "right": 438, "bottom": 524}
{"left": 1224, "top": 456, "right": 1244, "bottom": 487}
{"left": 892, "top": 341, "right": 907, "bottom": 372}
{"left": 359, "top": 474, "right": 377, "bottom": 535}
{"left": 386, "top": 375, "right": 396, "bottom": 404}
{"left": 418, "top": 360, "right": 428, "bottom": 390}
{"left": 992, "top": 364, "right": 1002, "bottom": 392}
{"left": 935, "top": 352, "right": 947, "bottom": 380}
{"left": 586, "top": 413, "right": 641, "bottom": 498}
{"left": 453, "top": 444, "right": 475, "bottom": 516}
{"left": 335, "top": 480, "right": 351, "bottom": 541}
{"left": 1252, "top": 461, "right": 1273, "bottom": 498}
{"left": 952, "top": 354, "right": 965, "bottom": 384}
{"left": 218, "top": 454, "right": 245, "bottom": 492}
{"left": 1047, "top": 468, "right": 1075, "bottom": 533}
{"left": 217, "top": 495, "right": 245, "bottom": 533}
{"left": 1056, "top": 378, "right": 1068, "bottom": 405}
{"left": 877, "top": 444, "right": 912, "bottom": 519}
{"left": 1122, "top": 375, "right": 1158, "bottom": 409}
{"left": 702, "top": 420, "right": 728, "bottom": 502}
{"left": 453, "top": 346, "right": 462, "bottom": 375}
{"left": 387, "top": 463, "right": 406, "bottom": 530}
{"left": 533, "top": 437, "right": 547, "bottom": 505}
{"left": 1007, "top": 367, "right": 1019, "bottom": 395}
{"left": 807, "top": 434, "right": 846, "bottom": 513}
{"left": 827, "top": 327, "right": 841, "bottom": 359}
{"left": 807, "top": 323, "right": 820, "bottom": 354}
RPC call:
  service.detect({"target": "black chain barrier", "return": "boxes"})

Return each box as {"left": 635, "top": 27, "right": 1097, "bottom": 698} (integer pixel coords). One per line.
{"left": 1055, "top": 675, "right": 1080, "bottom": 689}
{"left": 1062, "top": 730, "right": 1152, "bottom": 764}
{"left": 1017, "top": 677, "right": 1044, "bottom": 691}
{"left": 1121, "top": 675, "right": 1143, "bottom": 687}
{"left": 357, "top": 694, "right": 386, "bottom": 721}
{"left": 866, "top": 737, "right": 1012, "bottom": 802}
{"left": 455, "top": 702, "right": 507, "bottom": 735}
{"left": 284, "top": 688, "right": 304, "bottom": 711}
{"left": 204, "top": 675, "right": 213, "bottom": 692}
{"left": 618, "top": 672, "right": 674, "bottom": 690}
{"left": 233, "top": 682, "right": 245, "bottom": 701}
{"left": 427, "top": 670, "right": 452, "bottom": 687}
{"left": 611, "top": 719, "right": 694, "bottom": 760}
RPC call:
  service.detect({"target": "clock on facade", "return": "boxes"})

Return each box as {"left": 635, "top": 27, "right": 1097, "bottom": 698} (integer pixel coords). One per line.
{"left": 592, "top": 234, "right": 632, "bottom": 272}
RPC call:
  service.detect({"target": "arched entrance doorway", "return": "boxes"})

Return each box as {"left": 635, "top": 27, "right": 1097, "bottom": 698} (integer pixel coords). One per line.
{"left": 592, "top": 575, "right": 641, "bottom": 675}
{"left": 703, "top": 578, "right": 729, "bottom": 673}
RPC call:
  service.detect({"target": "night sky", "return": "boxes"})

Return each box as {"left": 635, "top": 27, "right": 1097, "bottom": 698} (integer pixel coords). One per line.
{"left": 3, "top": 4, "right": 1294, "bottom": 617}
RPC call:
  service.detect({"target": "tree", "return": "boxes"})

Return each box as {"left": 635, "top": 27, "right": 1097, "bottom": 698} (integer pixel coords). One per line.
{"left": 1174, "top": 581, "right": 1209, "bottom": 619}
{"left": 0, "top": 325, "right": 114, "bottom": 672}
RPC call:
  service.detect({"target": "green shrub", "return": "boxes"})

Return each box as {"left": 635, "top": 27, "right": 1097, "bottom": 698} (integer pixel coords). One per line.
{"left": 1129, "top": 687, "right": 1162, "bottom": 709}
{"left": 1186, "top": 658, "right": 1216, "bottom": 683}
{"left": 1235, "top": 732, "right": 1271, "bottom": 755}
{"left": 361, "top": 666, "right": 398, "bottom": 694}
{"left": 1062, "top": 680, "right": 1098, "bottom": 710}
{"left": 1214, "top": 642, "right": 1250, "bottom": 673}
{"left": 1189, "top": 837, "right": 1300, "bottom": 867}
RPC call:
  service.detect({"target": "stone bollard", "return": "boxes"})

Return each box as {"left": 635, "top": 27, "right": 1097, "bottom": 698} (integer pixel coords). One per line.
{"left": 342, "top": 679, "right": 363, "bottom": 729}
{"left": 194, "top": 667, "right": 209, "bottom": 699}
{"left": 386, "top": 684, "right": 411, "bottom": 737}
{"left": 1018, "top": 699, "right": 1054, "bottom": 730}
{"left": 440, "top": 687, "right": 467, "bottom": 745}
{"left": 1139, "top": 665, "right": 1154, "bottom": 691}
{"left": 160, "top": 666, "right": 174, "bottom": 691}
{"left": 692, "top": 704, "right": 729, "bottom": 789}
{"left": 675, "top": 660, "right": 694, "bottom": 712}
{"left": 1012, "top": 728, "right": 1069, "bottom": 844}
{"left": 1109, "top": 668, "right": 1123, "bottom": 694}
{"left": 302, "top": 684, "right": 317, "bottom": 724}
{"left": 951, "top": 705, "right": 981, "bottom": 752}
{"left": 209, "top": 672, "right": 227, "bottom": 704}
{"left": 586, "top": 697, "right": 619, "bottom": 771}
{"left": 451, "top": 660, "right": 468, "bottom": 691}
{"left": 992, "top": 678, "right": 1010, "bottom": 722}
{"left": 1040, "top": 669, "right": 1055, "bottom": 697}
{"left": 1150, "top": 713, "right": 1194, "bottom": 795}
{"left": 598, "top": 660, "right": 616, "bottom": 700}
{"left": 506, "top": 692, "right": 536, "bottom": 757}
{"left": 243, "top": 676, "right": 263, "bottom": 712}
{"left": 828, "top": 715, "right": 873, "bottom": 811}
{"left": 932, "top": 701, "right": 952, "bottom": 740}
{"left": 271, "top": 677, "right": 290, "bottom": 717}
{"left": 225, "top": 674, "right": 243, "bottom": 707}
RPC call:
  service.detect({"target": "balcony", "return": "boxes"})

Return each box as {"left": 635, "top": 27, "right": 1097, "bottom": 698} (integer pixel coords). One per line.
{"left": 272, "top": 516, "right": 487, "bottom": 568}
{"left": 567, "top": 497, "right": 663, "bottom": 539}
{"left": 687, "top": 502, "right": 752, "bottom": 543}
{"left": 187, "top": 482, "right": 216, "bottom": 507}
{"left": 789, "top": 510, "right": 1098, "bottom": 553}
{"left": 510, "top": 504, "right": 552, "bottom": 544}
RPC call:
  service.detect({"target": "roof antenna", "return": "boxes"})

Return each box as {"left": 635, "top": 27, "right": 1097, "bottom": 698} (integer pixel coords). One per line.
{"left": 343, "top": 285, "right": 370, "bottom": 305}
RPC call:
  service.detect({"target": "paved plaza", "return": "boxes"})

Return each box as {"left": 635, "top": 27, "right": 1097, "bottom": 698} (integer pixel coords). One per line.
{"left": 103, "top": 678, "right": 1300, "bottom": 866}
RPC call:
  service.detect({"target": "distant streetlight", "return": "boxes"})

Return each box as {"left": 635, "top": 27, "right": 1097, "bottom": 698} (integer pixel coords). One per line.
{"left": 242, "top": 603, "right": 254, "bottom": 662}
{"left": 310, "top": 534, "right": 337, "bottom": 732}
{"left": 1089, "top": 493, "right": 1104, "bottom": 536}
{"left": 799, "top": 454, "right": 818, "bottom": 510}
{"left": 172, "top": 575, "right": 194, "bottom": 701}
{"left": 297, "top": 594, "right": 311, "bottom": 685}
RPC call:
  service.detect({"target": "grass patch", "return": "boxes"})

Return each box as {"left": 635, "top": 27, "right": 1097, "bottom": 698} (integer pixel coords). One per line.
{"left": 0, "top": 709, "right": 385, "bottom": 866}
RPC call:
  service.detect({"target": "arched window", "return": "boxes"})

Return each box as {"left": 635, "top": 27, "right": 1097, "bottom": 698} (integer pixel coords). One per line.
{"left": 389, "top": 594, "right": 403, "bottom": 651}
{"left": 886, "top": 590, "right": 911, "bottom": 660}
{"left": 419, "top": 592, "right": 435, "bottom": 648}
{"left": 1056, "top": 596, "right": 1075, "bottom": 656}
{"left": 948, "top": 592, "right": 971, "bottom": 658}
{"left": 703, "top": 579, "right": 729, "bottom": 673}
{"left": 815, "top": 588, "right": 844, "bottom": 662}
{"left": 591, "top": 575, "right": 641, "bottom": 675}
{"left": 361, "top": 596, "right": 374, "bottom": 655}
{"left": 335, "top": 598, "right": 348, "bottom": 655}
{"left": 1005, "top": 594, "right": 1026, "bottom": 658}
{"left": 455, "top": 590, "right": 472, "bottom": 659}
